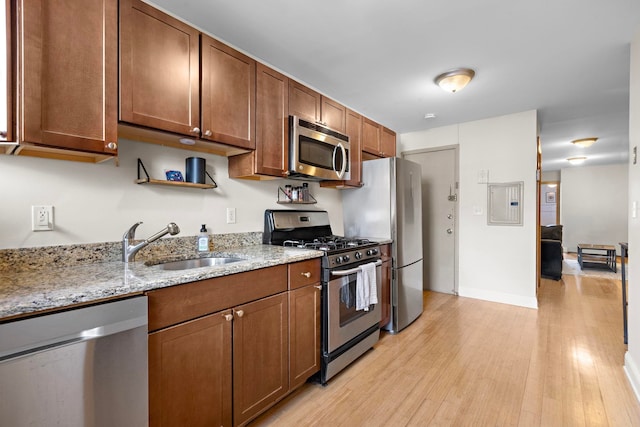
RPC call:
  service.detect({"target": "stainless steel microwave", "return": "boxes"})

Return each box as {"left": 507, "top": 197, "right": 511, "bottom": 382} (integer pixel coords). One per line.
{"left": 288, "top": 116, "right": 350, "bottom": 181}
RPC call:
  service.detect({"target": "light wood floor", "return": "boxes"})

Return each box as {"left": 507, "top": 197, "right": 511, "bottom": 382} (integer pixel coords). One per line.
{"left": 250, "top": 271, "right": 640, "bottom": 426}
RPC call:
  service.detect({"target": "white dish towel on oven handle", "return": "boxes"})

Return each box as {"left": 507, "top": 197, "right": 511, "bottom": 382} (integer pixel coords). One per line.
{"left": 356, "top": 262, "right": 378, "bottom": 311}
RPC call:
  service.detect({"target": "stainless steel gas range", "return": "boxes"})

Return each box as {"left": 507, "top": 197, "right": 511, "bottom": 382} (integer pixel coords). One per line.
{"left": 264, "top": 209, "right": 382, "bottom": 384}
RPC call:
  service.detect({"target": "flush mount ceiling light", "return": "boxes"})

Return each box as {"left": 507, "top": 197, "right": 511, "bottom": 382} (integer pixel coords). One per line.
{"left": 434, "top": 68, "right": 475, "bottom": 93}
{"left": 571, "top": 137, "right": 598, "bottom": 148}
{"left": 567, "top": 156, "right": 587, "bottom": 165}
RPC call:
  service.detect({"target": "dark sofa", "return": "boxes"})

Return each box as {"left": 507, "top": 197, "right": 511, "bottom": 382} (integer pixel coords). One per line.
{"left": 541, "top": 225, "right": 563, "bottom": 280}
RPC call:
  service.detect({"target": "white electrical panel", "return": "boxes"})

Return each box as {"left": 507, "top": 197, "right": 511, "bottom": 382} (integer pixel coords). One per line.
{"left": 487, "top": 182, "right": 523, "bottom": 226}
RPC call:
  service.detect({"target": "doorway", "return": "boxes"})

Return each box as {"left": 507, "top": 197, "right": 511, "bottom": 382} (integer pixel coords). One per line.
{"left": 540, "top": 181, "right": 560, "bottom": 225}
{"left": 403, "top": 146, "right": 458, "bottom": 295}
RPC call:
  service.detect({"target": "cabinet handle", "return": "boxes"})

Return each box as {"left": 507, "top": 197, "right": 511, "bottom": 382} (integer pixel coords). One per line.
{"left": 106, "top": 142, "right": 117, "bottom": 150}
{"left": 301, "top": 272, "right": 311, "bottom": 278}
{"left": 314, "top": 285, "right": 322, "bottom": 290}
{"left": 191, "top": 127, "right": 200, "bottom": 134}
{"left": 223, "top": 314, "right": 233, "bottom": 322}
{"left": 235, "top": 310, "right": 244, "bottom": 318}
{"left": 203, "top": 130, "right": 212, "bottom": 137}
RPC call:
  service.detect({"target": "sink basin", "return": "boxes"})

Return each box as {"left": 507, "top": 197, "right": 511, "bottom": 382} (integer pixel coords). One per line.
{"left": 156, "top": 256, "right": 245, "bottom": 271}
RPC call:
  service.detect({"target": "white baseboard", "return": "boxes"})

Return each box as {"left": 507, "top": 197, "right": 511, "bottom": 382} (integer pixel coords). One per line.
{"left": 625, "top": 351, "right": 640, "bottom": 404}
{"left": 457, "top": 287, "right": 538, "bottom": 309}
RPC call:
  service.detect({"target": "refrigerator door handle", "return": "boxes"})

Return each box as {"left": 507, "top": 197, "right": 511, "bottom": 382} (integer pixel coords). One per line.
{"left": 392, "top": 258, "right": 423, "bottom": 270}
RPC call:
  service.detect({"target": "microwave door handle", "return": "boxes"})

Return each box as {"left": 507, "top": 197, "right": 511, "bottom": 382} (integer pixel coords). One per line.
{"left": 333, "top": 143, "right": 347, "bottom": 179}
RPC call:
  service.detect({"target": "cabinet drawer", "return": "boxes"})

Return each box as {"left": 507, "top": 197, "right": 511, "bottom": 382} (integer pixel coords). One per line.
{"left": 288, "top": 259, "right": 321, "bottom": 290}
{"left": 148, "top": 265, "right": 287, "bottom": 331}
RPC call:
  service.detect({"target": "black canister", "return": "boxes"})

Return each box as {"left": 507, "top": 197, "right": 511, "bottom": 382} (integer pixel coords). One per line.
{"left": 185, "top": 157, "right": 206, "bottom": 184}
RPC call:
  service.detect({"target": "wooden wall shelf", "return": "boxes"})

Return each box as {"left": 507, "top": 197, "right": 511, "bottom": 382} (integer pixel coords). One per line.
{"left": 136, "top": 158, "right": 217, "bottom": 189}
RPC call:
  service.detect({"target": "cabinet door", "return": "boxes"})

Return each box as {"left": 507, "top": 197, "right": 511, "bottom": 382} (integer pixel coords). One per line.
{"left": 201, "top": 34, "right": 255, "bottom": 150}
{"left": 381, "top": 126, "right": 396, "bottom": 157}
{"left": 1, "top": 0, "right": 12, "bottom": 143}
{"left": 119, "top": 0, "right": 200, "bottom": 137}
{"left": 233, "top": 293, "right": 288, "bottom": 426}
{"left": 289, "top": 284, "right": 321, "bottom": 390}
{"left": 20, "top": 0, "right": 117, "bottom": 154}
{"left": 380, "top": 258, "right": 392, "bottom": 328}
{"left": 149, "top": 310, "right": 233, "bottom": 427}
{"left": 254, "top": 62, "right": 288, "bottom": 175}
{"left": 345, "top": 109, "right": 363, "bottom": 185}
{"left": 289, "top": 80, "right": 320, "bottom": 124}
{"left": 321, "top": 97, "right": 346, "bottom": 133}
{"left": 362, "top": 117, "right": 381, "bottom": 155}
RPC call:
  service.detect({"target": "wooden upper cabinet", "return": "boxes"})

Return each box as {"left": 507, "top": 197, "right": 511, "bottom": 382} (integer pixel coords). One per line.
{"left": 321, "top": 97, "right": 346, "bottom": 133}
{"left": 228, "top": 63, "right": 288, "bottom": 178}
{"left": 289, "top": 80, "right": 321, "bottom": 124}
{"left": 362, "top": 118, "right": 396, "bottom": 158}
{"left": 289, "top": 80, "right": 346, "bottom": 133}
{"left": 19, "top": 0, "right": 118, "bottom": 156}
{"left": 320, "top": 108, "right": 363, "bottom": 188}
{"left": 201, "top": 35, "right": 255, "bottom": 150}
{"left": 119, "top": 0, "right": 200, "bottom": 137}
{"left": 380, "top": 126, "right": 396, "bottom": 157}
{"left": 362, "top": 117, "right": 381, "bottom": 156}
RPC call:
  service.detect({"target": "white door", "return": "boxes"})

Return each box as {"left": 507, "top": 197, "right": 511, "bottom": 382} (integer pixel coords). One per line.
{"left": 404, "top": 147, "right": 458, "bottom": 294}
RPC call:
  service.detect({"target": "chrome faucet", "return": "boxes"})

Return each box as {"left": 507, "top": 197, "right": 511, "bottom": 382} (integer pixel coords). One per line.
{"left": 122, "top": 222, "right": 180, "bottom": 263}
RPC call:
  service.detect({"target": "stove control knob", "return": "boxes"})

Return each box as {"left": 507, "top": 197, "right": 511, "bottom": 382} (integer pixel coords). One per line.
{"left": 367, "top": 248, "right": 379, "bottom": 256}
{"left": 355, "top": 252, "right": 362, "bottom": 260}
{"left": 335, "top": 256, "right": 343, "bottom": 264}
{"left": 343, "top": 255, "right": 350, "bottom": 262}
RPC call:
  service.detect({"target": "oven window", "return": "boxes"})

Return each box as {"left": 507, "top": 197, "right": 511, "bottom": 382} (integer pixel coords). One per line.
{"left": 299, "top": 136, "right": 349, "bottom": 172}
{"left": 338, "top": 274, "right": 369, "bottom": 327}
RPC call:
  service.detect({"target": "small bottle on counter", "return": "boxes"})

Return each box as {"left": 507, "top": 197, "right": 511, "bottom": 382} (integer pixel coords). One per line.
{"left": 198, "top": 224, "right": 209, "bottom": 252}
{"left": 284, "top": 184, "right": 292, "bottom": 201}
{"left": 302, "top": 183, "right": 309, "bottom": 202}
{"left": 291, "top": 186, "right": 299, "bottom": 202}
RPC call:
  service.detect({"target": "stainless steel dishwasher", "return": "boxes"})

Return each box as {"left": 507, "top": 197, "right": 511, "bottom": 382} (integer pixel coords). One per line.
{"left": 0, "top": 296, "right": 148, "bottom": 426}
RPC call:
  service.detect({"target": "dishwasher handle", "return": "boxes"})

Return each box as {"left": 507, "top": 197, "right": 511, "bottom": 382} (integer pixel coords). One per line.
{"left": 0, "top": 297, "right": 148, "bottom": 363}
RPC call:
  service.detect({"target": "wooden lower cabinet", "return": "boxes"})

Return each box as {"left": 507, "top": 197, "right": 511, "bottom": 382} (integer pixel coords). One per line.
{"left": 289, "top": 284, "right": 321, "bottom": 390}
{"left": 149, "top": 309, "right": 233, "bottom": 427}
{"left": 233, "top": 293, "right": 289, "bottom": 426}
{"left": 148, "top": 260, "right": 321, "bottom": 426}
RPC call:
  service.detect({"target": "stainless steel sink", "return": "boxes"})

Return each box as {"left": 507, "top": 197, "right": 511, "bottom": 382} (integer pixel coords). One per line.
{"left": 156, "top": 256, "right": 245, "bottom": 271}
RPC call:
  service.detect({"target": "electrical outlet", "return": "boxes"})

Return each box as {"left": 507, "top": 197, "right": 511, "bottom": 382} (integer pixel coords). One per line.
{"left": 226, "top": 207, "right": 236, "bottom": 224}
{"left": 32, "top": 205, "right": 54, "bottom": 231}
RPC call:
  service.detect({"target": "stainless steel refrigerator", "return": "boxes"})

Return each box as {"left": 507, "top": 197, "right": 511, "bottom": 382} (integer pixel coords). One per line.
{"left": 343, "top": 157, "right": 423, "bottom": 333}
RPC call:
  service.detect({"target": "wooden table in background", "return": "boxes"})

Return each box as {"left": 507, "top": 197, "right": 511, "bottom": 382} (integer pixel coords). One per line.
{"left": 577, "top": 243, "right": 617, "bottom": 273}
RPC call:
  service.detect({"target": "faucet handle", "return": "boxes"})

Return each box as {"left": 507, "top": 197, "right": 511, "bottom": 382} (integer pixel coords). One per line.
{"left": 124, "top": 222, "right": 143, "bottom": 240}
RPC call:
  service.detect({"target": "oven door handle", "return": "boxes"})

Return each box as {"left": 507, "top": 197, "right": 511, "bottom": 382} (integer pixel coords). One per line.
{"left": 330, "top": 260, "right": 382, "bottom": 276}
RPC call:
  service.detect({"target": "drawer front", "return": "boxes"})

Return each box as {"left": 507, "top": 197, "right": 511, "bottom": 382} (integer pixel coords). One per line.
{"left": 288, "top": 258, "right": 321, "bottom": 290}
{"left": 147, "top": 264, "right": 287, "bottom": 331}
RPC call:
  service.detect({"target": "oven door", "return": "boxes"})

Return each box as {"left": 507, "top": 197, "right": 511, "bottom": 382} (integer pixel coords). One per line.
{"left": 326, "top": 260, "right": 382, "bottom": 353}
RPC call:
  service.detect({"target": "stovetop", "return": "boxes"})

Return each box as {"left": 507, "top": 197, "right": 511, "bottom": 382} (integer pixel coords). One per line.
{"left": 282, "top": 235, "right": 374, "bottom": 252}
{"left": 263, "top": 209, "right": 382, "bottom": 263}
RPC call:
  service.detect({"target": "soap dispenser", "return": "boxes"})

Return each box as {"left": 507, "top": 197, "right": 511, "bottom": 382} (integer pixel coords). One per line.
{"left": 197, "top": 224, "right": 209, "bottom": 252}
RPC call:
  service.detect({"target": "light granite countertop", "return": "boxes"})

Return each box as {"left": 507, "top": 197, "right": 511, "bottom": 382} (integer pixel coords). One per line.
{"left": 0, "top": 245, "right": 323, "bottom": 321}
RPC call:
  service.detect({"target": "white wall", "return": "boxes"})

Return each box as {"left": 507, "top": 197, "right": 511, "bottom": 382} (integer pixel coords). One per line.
{"left": 560, "top": 164, "right": 628, "bottom": 254}
{"left": 400, "top": 110, "right": 538, "bottom": 309}
{"left": 625, "top": 28, "right": 640, "bottom": 404}
{"left": 0, "top": 139, "right": 344, "bottom": 249}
